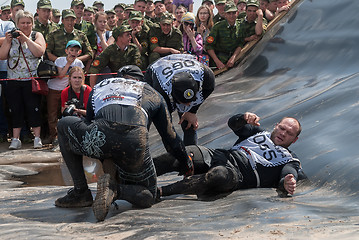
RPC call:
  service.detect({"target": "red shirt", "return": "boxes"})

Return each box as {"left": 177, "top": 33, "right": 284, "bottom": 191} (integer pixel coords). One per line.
{"left": 61, "top": 85, "right": 92, "bottom": 109}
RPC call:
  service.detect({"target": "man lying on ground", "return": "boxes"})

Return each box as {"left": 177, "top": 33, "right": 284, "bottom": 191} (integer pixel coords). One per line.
{"left": 154, "top": 112, "right": 306, "bottom": 199}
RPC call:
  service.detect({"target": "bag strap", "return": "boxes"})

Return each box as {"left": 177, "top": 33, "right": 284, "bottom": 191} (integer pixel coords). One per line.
{"left": 19, "top": 42, "right": 33, "bottom": 78}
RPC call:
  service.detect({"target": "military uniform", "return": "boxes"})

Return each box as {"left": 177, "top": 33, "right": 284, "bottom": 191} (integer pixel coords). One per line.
{"left": 89, "top": 43, "right": 141, "bottom": 74}
{"left": 148, "top": 13, "right": 183, "bottom": 64}
{"left": 88, "top": 25, "right": 141, "bottom": 74}
{"left": 205, "top": 19, "right": 242, "bottom": 65}
{"left": 213, "top": 0, "right": 226, "bottom": 24}
{"left": 70, "top": 0, "right": 97, "bottom": 51}
{"left": 10, "top": 0, "right": 25, "bottom": 24}
{"left": 74, "top": 20, "right": 97, "bottom": 51}
{"left": 129, "top": 11, "right": 151, "bottom": 70}
{"left": 237, "top": 17, "right": 267, "bottom": 46}
{"left": 34, "top": 19, "right": 59, "bottom": 41}
{"left": 213, "top": 13, "right": 225, "bottom": 24}
{"left": 46, "top": 25, "right": 93, "bottom": 58}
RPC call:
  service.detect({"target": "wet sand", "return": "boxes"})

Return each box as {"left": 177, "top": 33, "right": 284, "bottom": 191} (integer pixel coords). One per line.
{"left": 0, "top": 141, "right": 358, "bottom": 239}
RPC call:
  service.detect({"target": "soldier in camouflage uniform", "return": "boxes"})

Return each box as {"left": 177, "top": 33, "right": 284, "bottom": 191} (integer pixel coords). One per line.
{"left": 205, "top": 2, "right": 243, "bottom": 69}
{"left": 153, "top": 0, "right": 166, "bottom": 24}
{"left": 237, "top": 0, "right": 247, "bottom": 20}
{"left": 34, "top": 0, "right": 59, "bottom": 41}
{"left": 144, "top": 0, "right": 156, "bottom": 23}
{"left": 0, "top": 5, "right": 12, "bottom": 21}
{"left": 213, "top": 0, "right": 226, "bottom": 24}
{"left": 71, "top": 0, "right": 97, "bottom": 52}
{"left": 128, "top": 11, "right": 150, "bottom": 70}
{"left": 46, "top": 9, "right": 93, "bottom": 64}
{"left": 105, "top": 9, "right": 117, "bottom": 30}
{"left": 148, "top": 12, "right": 183, "bottom": 64}
{"left": 88, "top": 25, "right": 141, "bottom": 87}
{"left": 237, "top": 0, "right": 267, "bottom": 46}
{"left": 10, "top": 0, "right": 25, "bottom": 24}
{"left": 51, "top": 9, "right": 61, "bottom": 25}
{"left": 114, "top": 3, "right": 126, "bottom": 27}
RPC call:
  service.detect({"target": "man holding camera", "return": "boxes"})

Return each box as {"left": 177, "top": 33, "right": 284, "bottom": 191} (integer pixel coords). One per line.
{"left": 55, "top": 65, "right": 193, "bottom": 222}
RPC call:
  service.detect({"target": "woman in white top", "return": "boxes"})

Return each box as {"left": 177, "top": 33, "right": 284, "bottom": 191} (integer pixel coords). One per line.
{"left": 0, "top": 10, "right": 46, "bottom": 150}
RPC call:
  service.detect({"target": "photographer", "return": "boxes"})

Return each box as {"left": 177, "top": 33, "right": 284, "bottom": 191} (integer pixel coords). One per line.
{"left": 61, "top": 67, "right": 92, "bottom": 118}
{"left": 0, "top": 10, "right": 46, "bottom": 150}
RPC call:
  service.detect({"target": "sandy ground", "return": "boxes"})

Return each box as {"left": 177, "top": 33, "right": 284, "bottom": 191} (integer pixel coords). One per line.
{"left": 0, "top": 142, "right": 358, "bottom": 240}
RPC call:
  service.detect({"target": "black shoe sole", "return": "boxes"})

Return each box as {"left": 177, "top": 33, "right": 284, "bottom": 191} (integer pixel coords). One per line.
{"left": 93, "top": 174, "right": 116, "bottom": 222}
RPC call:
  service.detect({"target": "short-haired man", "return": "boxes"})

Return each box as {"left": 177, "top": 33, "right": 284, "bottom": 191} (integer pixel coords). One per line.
{"left": 34, "top": 0, "right": 59, "bottom": 41}
{"left": 238, "top": 0, "right": 267, "bottom": 46}
{"left": 0, "top": 5, "right": 12, "bottom": 21}
{"left": 148, "top": 12, "right": 183, "bottom": 64}
{"left": 105, "top": 9, "right": 118, "bottom": 30}
{"left": 164, "top": 0, "right": 173, "bottom": 13}
{"left": 88, "top": 25, "right": 141, "bottom": 87}
{"left": 55, "top": 66, "right": 193, "bottom": 222}
{"left": 46, "top": 9, "right": 93, "bottom": 64}
{"left": 205, "top": 2, "right": 242, "bottom": 69}
{"left": 155, "top": 112, "right": 306, "bottom": 199}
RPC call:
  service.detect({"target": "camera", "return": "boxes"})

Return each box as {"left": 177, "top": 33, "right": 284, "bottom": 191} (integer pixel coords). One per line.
{"left": 10, "top": 28, "right": 20, "bottom": 38}
{"left": 63, "top": 98, "right": 82, "bottom": 117}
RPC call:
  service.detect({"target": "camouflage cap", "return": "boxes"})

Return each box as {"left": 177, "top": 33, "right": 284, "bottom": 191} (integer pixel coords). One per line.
{"left": 37, "top": 0, "right": 52, "bottom": 9}
{"left": 62, "top": 9, "right": 77, "bottom": 19}
{"left": 1, "top": 5, "right": 11, "bottom": 11}
{"left": 214, "top": 0, "right": 226, "bottom": 5}
{"left": 124, "top": 4, "right": 134, "bottom": 11}
{"left": 92, "top": 1, "right": 104, "bottom": 6}
{"left": 84, "top": 6, "right": 95, "bottom": 13}
{"left": 112, "top": 25, "right": 132, "bottom": 39}
{"left": 71, "top": 0, "right": 85, "bottom": 7}
{"left": 202, "top": 0, "right": 214, "bottom": 4}
{"left": 129, "top": 11, "right": 143, "bottom": 21}
{"left": 114, "top": 3, "right": 126, "bottom": 9}
{"left": 238, "top": 0, "right": 247, "bottom": 3}
{"left": 10, "top": 0, "right": 25, "bottom": 8}
{"left": 105, "top": 9, "right": 116, "bottom": 15}
{"left": 246, "top": 0, "right": 259, "bottom": 8}
{"left": 160, "top": 12, "right": 173, "bottom": 24}
{"left": 225, "top": 1, "right": 237, "bottom": 12}
{"left": 52, "top": 8, "right": 61, "bottom": 16}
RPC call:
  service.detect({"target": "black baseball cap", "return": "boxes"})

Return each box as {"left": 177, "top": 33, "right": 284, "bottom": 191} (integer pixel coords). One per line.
{"left": 171, "top": 72, "right": 199, "bottom": 103}
{"left": 117, "top": 65, "right": 144, "bottom": 80}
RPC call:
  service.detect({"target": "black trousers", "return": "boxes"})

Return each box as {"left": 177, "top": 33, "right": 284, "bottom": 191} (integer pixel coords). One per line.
{"left": 57, "top": 116, "right": 157, "bottom": 207}
{"left": 154, "top": 145, "right": 243, "bottom": 197}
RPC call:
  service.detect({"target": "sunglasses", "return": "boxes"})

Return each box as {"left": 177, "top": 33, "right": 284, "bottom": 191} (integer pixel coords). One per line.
{"left": 183, "top": 22, "right": 194, "bottom": 27}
